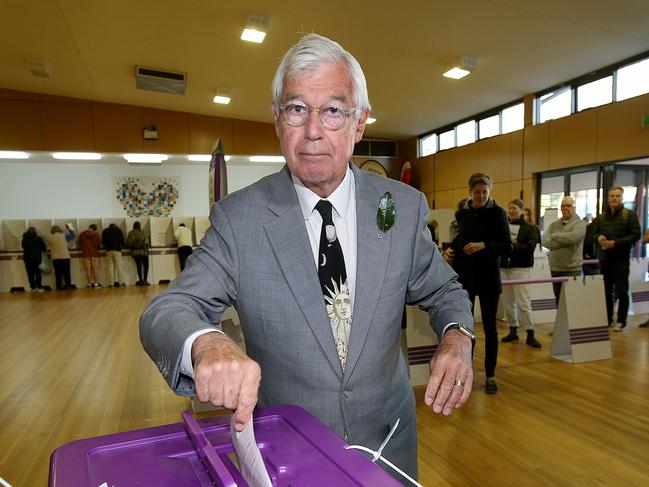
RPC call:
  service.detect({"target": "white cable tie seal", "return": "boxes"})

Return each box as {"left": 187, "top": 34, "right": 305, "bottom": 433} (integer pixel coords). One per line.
{"left": 345, "top": 418, "right": 423, "bottom": 487}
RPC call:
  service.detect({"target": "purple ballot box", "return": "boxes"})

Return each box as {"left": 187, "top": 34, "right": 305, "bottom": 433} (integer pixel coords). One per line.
{"left": 49, "top": 405, "right": 402, "bottom": 486}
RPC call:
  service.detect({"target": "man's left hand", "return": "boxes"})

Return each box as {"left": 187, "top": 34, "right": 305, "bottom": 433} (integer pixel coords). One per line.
{"left": 463, "top": 242, "right": 485, "bottom": 255}
{"left": 424, "top": 330, "right": 473, "bottom": 416}
{"left": 600, "top": 239, "right": 615, "bottom": 250}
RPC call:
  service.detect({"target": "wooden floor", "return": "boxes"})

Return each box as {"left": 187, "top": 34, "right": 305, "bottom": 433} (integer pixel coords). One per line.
{"left": 0, "top": 286, "right": 648, "bottom": 486}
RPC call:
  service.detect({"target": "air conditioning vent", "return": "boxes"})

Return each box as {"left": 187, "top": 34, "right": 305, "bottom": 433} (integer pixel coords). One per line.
{"left": 135, "top": 66, "right": 187, "bottom": 95}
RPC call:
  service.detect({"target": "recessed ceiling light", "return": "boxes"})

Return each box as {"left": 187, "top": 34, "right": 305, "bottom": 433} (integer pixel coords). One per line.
{"left": 213, "top": 88, "right": 231, "bottom": 105}
{"left": 241, "top": 12, "right": 269, "bottom": 43}
{"left": 249, "top": 156, "right": 286, "bottom": 163}
{"left": 0, "top": 151, "right": 29, "bottom": 159}
{"left": 188, "top": 154, "right": 212, "bottom": 162}
{"left": 366, "top": 117, "right": 377, "bottom": 125}
{"left": 443, "top": 67, "right": 471, "bottom": 79}
{"left": 52, "top": 152, "right": 101, "bottom": 160}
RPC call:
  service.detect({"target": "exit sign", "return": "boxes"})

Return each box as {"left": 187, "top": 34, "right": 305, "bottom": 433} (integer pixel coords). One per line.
{"left": 643, "top": 114, "right": 649, "bottom": 127}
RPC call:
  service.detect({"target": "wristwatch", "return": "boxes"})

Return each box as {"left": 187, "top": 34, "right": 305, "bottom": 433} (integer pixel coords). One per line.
{"left": 445, "top": 323, "right": 476, "bottom": 344}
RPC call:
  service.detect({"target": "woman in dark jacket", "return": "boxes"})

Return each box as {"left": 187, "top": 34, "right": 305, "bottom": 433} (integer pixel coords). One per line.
{"left": 22, "top": 227, "right": 46, "bottom": 292}
{"left": 445, "top": 173, "right": 512, "bottom": 394}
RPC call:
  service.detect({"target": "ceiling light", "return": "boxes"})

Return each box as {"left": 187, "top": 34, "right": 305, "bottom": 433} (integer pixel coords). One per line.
{"left": 241, "top": 12, "right": 269, "bottom": 43}
{"left": 443, "top": 67, "right": 470, "bottom": 79}
{"left": 52, "top": 152, "right": 101, "bottom": 160}
{"left": 366, "top": 117, "right": 377, "bottom": 125}
{"left": 188, "top": 154, "right": 212, "bottom": 162}
{"left": 0, "top": 151, "right": 29, "bottom": 159}
{"left": 443, "top": 55, "right": 479, "bottom": 80}
{"left": 123, "top": 153, "right": 168, "bottom": 164}
{"left": 213, "top": 88, "right": 231, "bottom": 105}
{"left": 249, "top": 156, "right": 285, "bottom": 163}
{"left": 224, "top": 155, "right": 231, "bottom": 162}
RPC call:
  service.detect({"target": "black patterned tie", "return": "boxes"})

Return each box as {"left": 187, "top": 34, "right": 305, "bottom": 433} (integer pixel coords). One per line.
{"left": 315, "top": 200, "right": 352, "bottom": 368}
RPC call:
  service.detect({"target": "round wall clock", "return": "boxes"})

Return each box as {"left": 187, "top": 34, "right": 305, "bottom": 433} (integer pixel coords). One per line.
{"left": 360, "top": 159, "right": 387, "bottom": 177}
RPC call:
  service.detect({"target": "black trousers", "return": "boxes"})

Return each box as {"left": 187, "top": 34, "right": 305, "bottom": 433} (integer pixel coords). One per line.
{"left": 24, "top": 260, "right": 42, "bottom": 289}
{"left": 467, "top": 288, "right": 500, "bottom": 378}
{"left": 52, "top": 258, "right": 72, "bottom": 289}
{"left": 178, "top": 246, "right": 193, "bottom": 271}
{"left": 550, "top": 270, "right": 581, "bottom": 306}
{"left": 133, "top": 255, "right": 149, "bottom": 282}
{"left": 600, "top": 259, "right": 630, "bottom": 325}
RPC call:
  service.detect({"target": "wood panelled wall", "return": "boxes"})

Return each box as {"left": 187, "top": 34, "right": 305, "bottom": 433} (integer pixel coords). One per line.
{"left": 0, "top": 88, "right": 281, "bottom": 155}
{"left": 399, "top": 92, "right": 649, "bottom": 213}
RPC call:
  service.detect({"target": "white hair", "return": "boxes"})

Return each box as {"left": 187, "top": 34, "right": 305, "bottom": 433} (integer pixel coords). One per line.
{"left": 271, "top": 33, "right": 371, "bottom": 118}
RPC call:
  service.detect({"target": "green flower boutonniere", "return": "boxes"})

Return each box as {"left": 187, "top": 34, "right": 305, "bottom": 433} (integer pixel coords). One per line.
{"left": 377, "top": 192, "right": 395, "bottom": 233}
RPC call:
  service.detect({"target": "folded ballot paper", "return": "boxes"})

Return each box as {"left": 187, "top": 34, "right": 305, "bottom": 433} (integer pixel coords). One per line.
{"left": 230, "top": 414, "right": 273, "bottom": 487}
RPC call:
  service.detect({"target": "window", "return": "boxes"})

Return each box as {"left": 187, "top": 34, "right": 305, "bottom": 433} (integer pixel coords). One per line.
{"left": 456, "top": 120, "right": 476, "bottom": 146}
{"left": 539, "top": 175, "right": 565, "bottom": 221}
{"left": 569, "top": 171, "right": 598, "bottom": 220}
{"left": 501, "top": 103, "right": 524, "bottom": 134}
{"left": 439, "top": 129, "right": 455, "bottom": 151}
{"left": 479, "top": 115, "right": 499, "bottom": 139}
{"left": 538, "top": 87, "right": 572, "bottom": 123}
{"left": 577, "top": 76, "right": 613, "bottom": 111}
{"left": 617, "top": 58, "right": 649, "bottom": 101}
{"left": 419, "top": 133, "right": 437, "bottom": 157}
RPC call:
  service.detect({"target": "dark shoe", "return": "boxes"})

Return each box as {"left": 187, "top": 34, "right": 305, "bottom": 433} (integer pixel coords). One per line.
{"left": 501, "top": 327, "right": 519, "bottom": 343}
{"left": 639, "top": 322, "right": 649, "bottom": 328}
{"left": 114, "top": 282, "right": 119, "bottom": 288}
{"left": 485, "top": 378, "right": 498, "bottom": 394}
{"left": 526, "top": 330, "right": 542, "bottom": 348}
{"left": 144, "top": 281, "right": 150, "bottom": 286}
{"left": 614, "top": 322, "right": 627, "bottom": 332}
{"left": 135, "top": 281, "right": 142, "bottom": 286}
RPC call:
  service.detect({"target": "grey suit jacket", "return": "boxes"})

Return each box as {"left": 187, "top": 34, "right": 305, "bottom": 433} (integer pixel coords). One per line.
{"left": 140, "top": 163, "right": 473, "bottom": 478}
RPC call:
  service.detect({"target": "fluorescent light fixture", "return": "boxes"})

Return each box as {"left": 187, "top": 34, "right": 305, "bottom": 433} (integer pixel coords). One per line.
{"left": 0, "top": 151, "right": 29, "bottom": 159}
{"left": 213, "top": 95, "right": 231, "bottom": 104}
{"left": 249, "top": 156, "right": 286, "bottom": 163}
{"left": 366, "top": 117, "right": 377, "bottom": 125}
{"left": 188, "top": 154, "right": 212, "bottom": 162}
{"left": 123, "top": 153, "right": 168, "bottom": 164}
{"left": 241, "top": 28, "right": 266, "bottom": 43}
{"left": 52, "top": 152, "right": 101, "bottom": 160}
{"left": 443, "top": 67, "right": 470, "bottom": 79}
{"left": 213, "top": 88, "right": 231, "bottom": 105}
{"left": 224, "top": 155, "right": 231, "bottom": 162}
{"left": 241, "top": 12, "right": 269, "bottom": 43}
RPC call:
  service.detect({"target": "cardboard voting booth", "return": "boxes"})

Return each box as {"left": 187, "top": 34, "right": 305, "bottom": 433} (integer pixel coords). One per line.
{"left": 49, "top": 406, "right": 401, "bottom": 487}
{"left": 551, "top": 275, "right": 612, "bottom": 363}
{"left": 405, "top": 305, "right": 438, "bottom": 386}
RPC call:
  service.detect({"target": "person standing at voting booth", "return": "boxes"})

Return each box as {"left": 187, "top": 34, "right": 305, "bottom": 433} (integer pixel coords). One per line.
{"left": 78, "top": 224, "right": 101, "bottom": 288}
{"left": 127, "top": 221, "right": 150, "bottom": 286}
{"left": 21, "top": 226, "right": 46, "bottom": 292}
{"left": 443, "top": 173, "right": 512, "bottom": 395}
{"left": 140, "top": 33, "right": 474, "bottom": 483}
{"left": 500, "top": 199, "right": 541, "bottom": 348}
{"left": 47, "top": 225, "right": 73, "bottom": 290}
{"left": 174, "top": 223, "right": 194, "bottom": 271}
{"left": 592, "top": 186, "right": 640, "bottom": 331}
{"left": 542, "top": 196, "right": 586, "bottom": 305}
{"left": 102, "top": 223, "right": 126, "bottom": 287}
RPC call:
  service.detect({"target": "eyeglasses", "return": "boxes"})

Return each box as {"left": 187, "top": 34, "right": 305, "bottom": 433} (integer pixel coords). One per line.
{"left": 278, "top": 102, "right": 358, "bottom": 130}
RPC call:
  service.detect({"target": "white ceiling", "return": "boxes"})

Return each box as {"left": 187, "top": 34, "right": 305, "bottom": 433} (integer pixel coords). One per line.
{"left": 1, "top": 0, "right": 648, "bottom": 140}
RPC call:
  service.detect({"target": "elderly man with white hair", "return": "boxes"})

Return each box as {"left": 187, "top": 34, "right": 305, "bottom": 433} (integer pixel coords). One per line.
{"left": 542, "top": 196, "right": 587, "bottom": 305}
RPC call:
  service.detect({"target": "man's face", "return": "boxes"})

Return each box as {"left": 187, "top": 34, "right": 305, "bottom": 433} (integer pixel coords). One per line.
{"left": 608, "top": 189, "right": 623, "bottom": 210}
{"left": 272, "top": 62, "right": 367, "bottom": 198}
{"left": 508, "top": 204, "right": 523, "bottom": 220}
{"left": 470, "top": 183, "right": 490, "bottom": 209}
{"left": 560, "top": 199, "right": 574, "bottom": 220}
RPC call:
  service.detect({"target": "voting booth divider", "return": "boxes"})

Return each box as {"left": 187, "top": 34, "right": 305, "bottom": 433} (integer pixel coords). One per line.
{"left": 0, "top": 216, "right": 210, "bottom": 292}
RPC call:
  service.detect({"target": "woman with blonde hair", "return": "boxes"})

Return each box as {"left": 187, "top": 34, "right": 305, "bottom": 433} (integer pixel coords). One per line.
{"left": 47, "top": 225, "right": 73, "bottom": 290}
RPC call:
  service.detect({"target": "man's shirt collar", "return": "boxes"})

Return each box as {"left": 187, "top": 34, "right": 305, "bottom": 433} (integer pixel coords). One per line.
{"left": 292, "top": 164, "right": 353, "bottom": 220}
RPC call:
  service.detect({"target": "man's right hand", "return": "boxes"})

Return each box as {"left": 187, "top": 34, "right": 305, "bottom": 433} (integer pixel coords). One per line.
{"left": 191, "top": 332, "right": 261, "bottom": 432}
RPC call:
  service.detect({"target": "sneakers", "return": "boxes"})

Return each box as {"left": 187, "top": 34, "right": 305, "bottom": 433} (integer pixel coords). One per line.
{"left": 485, "top": 378, "right": 498, "bottom": 394}
{"left": 501, "top": 327, "right": 519, "bottom": 343}
{"left": 33, "top": 287, "right": 45, "bottom": 293}
{"left": 613, "top": 322, "right": 627, "bottom": 332}
{"left": 93, "top": 282, "right": 101, "bottom": 288}
{"left": 526, "top": 330, "right": 542, "bottom": 348}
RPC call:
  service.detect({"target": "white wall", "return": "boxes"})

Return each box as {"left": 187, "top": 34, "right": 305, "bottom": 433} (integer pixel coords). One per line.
{"left": 0, "top": 157, "right": 284, "bottom": 220}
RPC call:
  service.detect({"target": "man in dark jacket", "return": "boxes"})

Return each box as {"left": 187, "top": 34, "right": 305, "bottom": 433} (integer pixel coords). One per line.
{"left": 102, "top": 223, "right": 126, "bottom": 287}
{"left": 500, "top": 199, "right": 541, "bottom": 348}
{"left": 592, "top": 186, "right": 641, "bottom": 331}
{"left": 21, "top": 227, "right": 46, "bottom": 292}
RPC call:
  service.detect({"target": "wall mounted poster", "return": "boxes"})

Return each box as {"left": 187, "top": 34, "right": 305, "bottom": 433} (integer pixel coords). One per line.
{"left": 112, "top": 176, "right": 180, "bottom": 217}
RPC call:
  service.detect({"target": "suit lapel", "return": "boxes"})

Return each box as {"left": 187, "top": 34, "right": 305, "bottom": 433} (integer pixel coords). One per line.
{"left": 264, "top": 168, "right": 343, "bottom": 380}
{"left": 344, "top": 166, "right": 391, "bottom": 383}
